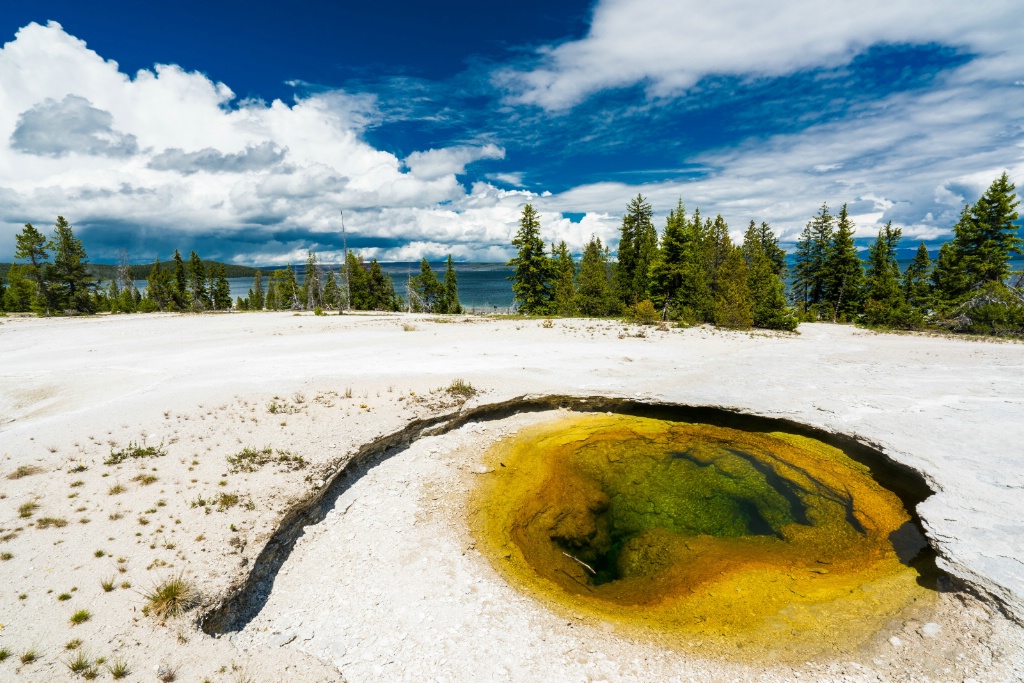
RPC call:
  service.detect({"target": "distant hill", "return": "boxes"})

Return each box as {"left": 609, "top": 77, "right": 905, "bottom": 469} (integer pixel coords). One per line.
{"left": 0, "top": 260, "right": 260, "bottom": 282}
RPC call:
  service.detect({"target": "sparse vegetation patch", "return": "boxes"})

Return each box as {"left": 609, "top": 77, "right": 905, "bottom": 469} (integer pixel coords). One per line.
{"left": 226, "top": 446, "right": 306, "bottom": 474}
{"left": 143, "top": 575, "right": 198, "bottom": 619}
{"left": 8, "top": 464, "right": 44, "bottom": 479}
{"left": 105, "top": 440, "right": 166, "bottom": 465}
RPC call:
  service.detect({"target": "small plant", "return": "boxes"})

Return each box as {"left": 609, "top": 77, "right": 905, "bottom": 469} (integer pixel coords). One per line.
{"left": 66, "top": 649, "right": 92, "bottom": 673}
{"left": 131, "top": 474, "right": 158, "bottom": 486}
{"left": 20, "top": 647, "right": 39, "bottom": 664}
{"left": 107, "top": 657, "right": 130, "bottom": 679}
{"left": 143, "top": 575, "right": 198, "bottom": 619}
{"left": 37, "top": 516, "right": 69, "bottom": 529}
{"left": 121, "top": 581, "right": 131, "bottom": 589}
{"left": 108, "top": 511, "right": 123, "bottom": 521}
{"left": 0, "top": 647, "right": 9, "bottom": 661}
{"left": 101, "top": 577, "right": 116, "bottom": 592}
{"left": 446, "top": 378, "right": 477, "bottom": 398}
{"left": 58, "top": 592, "right": 72, "bottom": 601}
{"left": 69, "top": 464, "right": 88, "bottom": 473}
{"left": 8, "top": 464, "right": 44, "bottom": 479}
{"left": 402, "top": 323, "right": 417, "bottom": 332}
{"left": 1, "top": 551, "right": 13, "bottom": 561}
{"left": 94, "top": 549, "right": 105, "bottom": 558}
{"left": 226, "top": 447, "right": 306, "bottom": 473}
{"left": 107, "top": 483, "right": 126, "bottom": 495}
{"left": 216, "top": 493, "right": 239, "bottom": 511}
{"left": 18, "top": 500, "right": 39, "bottom": 518}
{"left": 70, "top": 609, "right": 91, "bottom": 625}
{"left": 541, "top": 318, "right": 554, "bottom": 328}
{"left": 105, "top": 440, "right": 166, "bottom": 465}
{"left": 70, "top": 480, "right": 85, "bottom": 487}
{"left": 157, "top": 663, "right": 178, "bottom": 682}
{"left": 65, "top": 639, "right": 82, "bottom": 650}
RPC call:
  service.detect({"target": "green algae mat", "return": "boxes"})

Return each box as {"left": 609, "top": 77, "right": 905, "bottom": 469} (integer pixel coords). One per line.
{"left": 470, "top": 413, "right": 935, "bottom": 660}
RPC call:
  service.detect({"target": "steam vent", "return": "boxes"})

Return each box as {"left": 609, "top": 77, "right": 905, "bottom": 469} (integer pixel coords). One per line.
{"left": 471, "top": 413, "right": 936, "bottom": 659}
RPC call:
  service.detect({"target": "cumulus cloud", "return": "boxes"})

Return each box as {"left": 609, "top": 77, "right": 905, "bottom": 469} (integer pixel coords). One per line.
{"left": 10, "top": 94, "right": 138, "bottom": 157}
{"left": 404, "top": 144, "right": 505, "bottom": 180}
{"left": 498, "top": 0, "right": 1024, "bottom": 110}
{"left": 148, "top": 142, "right": 286, "bottom": 174}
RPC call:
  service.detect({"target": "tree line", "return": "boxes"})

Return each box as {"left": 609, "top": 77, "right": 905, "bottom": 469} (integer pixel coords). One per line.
{"left": 508, "top": 173, "right": 1022, "bottom": 334}
{"left": 1, "top": 216, "right": 463, "bottom": 316}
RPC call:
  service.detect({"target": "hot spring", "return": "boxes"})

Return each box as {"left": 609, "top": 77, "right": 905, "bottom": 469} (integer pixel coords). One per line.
{"left": 470, "top": 412, "right": 937, "bottom": 658}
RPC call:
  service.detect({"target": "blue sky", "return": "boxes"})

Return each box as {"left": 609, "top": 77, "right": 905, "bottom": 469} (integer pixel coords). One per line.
{"left": 0, "top": 0, "right": 1022, "bottom": 264}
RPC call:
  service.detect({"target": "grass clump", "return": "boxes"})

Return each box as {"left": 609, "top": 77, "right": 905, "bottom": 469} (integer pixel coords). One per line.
{"left": 70, "top": 609, "right": 91, "bottom": 625}
{"left": 131, "top": 473, "right": 158, "bottom": 485}
{"left": 18, "top": 500, "right": 39, "bottom": 518}
{"left": 143, "top": 575, "right": 198, "bottom": 619}
{"left": 107, "top": 483, "right": 126, "bottom": 495}
{"left": 101, "top": 576, "right": 116, "bottom": 592}
{"left": 1, "top": 551, "right": 13, "bottom": 561}
{"left": 216, "top": 493, "right": 239, "bottom": 511}
{"left": 8, "top": 464, "right": 44, "bottom": 479}
{"left": 104, "top": 440, "right": 166, "bottom": 465}
{"left": 58, "top": 592, "right": 72, "bottom": 601}
{"left": 226, "top": 447, "right": 306, "bottom": 474}
{"left": 446, "top": 378, "right": 477, "bottom": 398}
{"left": 37, "top": 516, "right": 69, "bottom": 529}
{"left": 20, "top": 647, "right": 39, "bottom": 664}
{"left": 108, "top": 657, "right": 130, "bottom": 679}
{"left": 66, "top": 649, "right": 92, "bottom": 673}
{"left": 0, "top": 647, "right": 9, "bottom": 661}
{"left": 65, "top": 639, "right": 82, "bottom": 650}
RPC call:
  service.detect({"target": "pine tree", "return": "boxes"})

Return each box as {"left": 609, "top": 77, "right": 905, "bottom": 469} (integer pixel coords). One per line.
{"left": 822, "top": 204, "right": 864, "bottom": 322}
{"left": 649, "top": 200, "right": 688, "bottom": 317}
{"left": 508, "top": 204, "right": 552, "bottom": 314}
{"left": 713, "top": 245, "right": 753, "bottom": 329}
{"left": 576, "top": 236, "right": 615, "bottom": 316}
{"left": 903, "top": 242, "right": 933, "bottom": 311}
{"left": 212, "top": 263, "right": 232, "bottom": 310}
{"left": 303, "top": 251, "right": 321, "bottom": 310}
{"left": 47, "top": 216, "right": 95, "bottom": 313}
{"left": 186, "top": 251, "right": 207, "bottom": 310}
{"left": 962, "top": 172, "right": 1021, "bottom": 285}
{"left": 551, "top": 241, "right": 577, "bottom": 316}
{"left": 14, "top": 223, "right": 52, "bottom": 315}
{"left": 321, "top": 270, "right": 338, "bottom": 310}
{"left": 250, "top": 270, "right": 265, "bottom": 310}
{"left": 438, "top": 255, "right": 461, "bottom": 314}
{"left": 792, "top": 204, "right": 834, "bottom": 315}
{"left": 145, "top": 259, "right": 173, "bottom": 310}
{"left": 409, "top": 258, "right": 442, "bottom": 312}
{"left": 742, "top": 221, "right": 797, "bottom": 331}
{"left": 616, "top": 195, "right": 656, "bottom": 304}
{"left": 172, "top": 249, "right": 187, "bottom": 310}
{"left": 863, "top": 222, "right": 910, "bottom": 327}
{"left": 4, "top": 264, "right": 35, "bottom": 312}
{"left": 346, "top": 254, "right": 370, "bottom": 310}
{"left": 367, "top": 259, "right": 398, "bottom": 311}
{"left": 755, "top": 221, "right": 786, "bottom": 277}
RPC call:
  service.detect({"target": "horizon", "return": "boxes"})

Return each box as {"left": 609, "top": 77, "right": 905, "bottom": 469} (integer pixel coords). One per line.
{"left": 1, "top": 1, "right": 1022, "bottom": 265}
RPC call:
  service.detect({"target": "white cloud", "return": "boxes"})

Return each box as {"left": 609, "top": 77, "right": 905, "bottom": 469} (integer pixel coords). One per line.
{"left": 498, "top": 0, "right": 1024, "bottom": 110}
{"left": 0, "top": 22, "right": 516, "bottom": 262}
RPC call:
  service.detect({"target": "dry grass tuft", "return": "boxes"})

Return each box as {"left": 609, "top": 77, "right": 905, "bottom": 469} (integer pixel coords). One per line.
{"left": 143, "top": 575, "right": 198, "bottom": 619}
{"left": 8, "top": 465, "right": 44, "bottom": 479}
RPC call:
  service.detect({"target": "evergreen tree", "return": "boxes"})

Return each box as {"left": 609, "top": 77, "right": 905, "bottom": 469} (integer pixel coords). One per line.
{"left": 575, "top": 236, "right": 615, "bottom": 316}
{"left": 508, "top": 204, "right": 552, "bottom": 314}
{"left": 902, "top": 242, "right": 933, "bottom": 311}
{"left": 755, "top": 221, "right": 786, "bottom": 277}
{"left": 822, "top": 204, "right": 864, "bottom": 322}
{"left": 172, "top": 249, "right": 187, "bottom": 310}
{"left": 14, "top": 223, "right": 53, "bottom": 315}
{"left": 145, "top": 259, "right": 173, "bottom": 310}
{"left": 713, "top": 245, "right": 753, "bottom": 329}
{"left": 440, "top": 255, "right": 461, "bottom": 314}
{"left": 249, "top": 270, "right": 265, "bottom": 310}
{"left": 410, "top": 258, "right": 442, "bottom": 312}
{"left": 212, "top": 263, "right": 232, "bottom": 310}
{"left": 961, "top": 172, "right": 1021, "bottom": 285}
{"left": 742, "top": 221, "right": 797, "bottom": 331}
{"left": 279, "top": 264, "right": 301, "bottom": 309}
{"left": 4, "top": 263, "right": 35, "bottom": 312}
{"left": 303, "top": 251, "right": 321, "bottom": 310}
{"left": 551, "top": 241, "right": 577, "bottom": 316}
{"left": 649, "top": 200, "right": 689, "bottom": 317}
{"left": 265, "top": 273, "right": 279, "bottom": 310}
{"left": 186, "top": 251, "right": 208, "bottom": 310}
{"left": 863, "top": 222, "right": 911, "bottom": 327}
{"left": 47, "top": 216, "right": 95, "bottom": 313}
{"left": 321, "top": 270, "right": 338, "bottom": 310}
{"left": 792, "top": 204, "right": 834, "bottom": 315}
{"left": 616, "top": 194, "right": 656, "bottom": 304}
{"left": 346, "top": 253, "right": 370, "bottom": 310}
